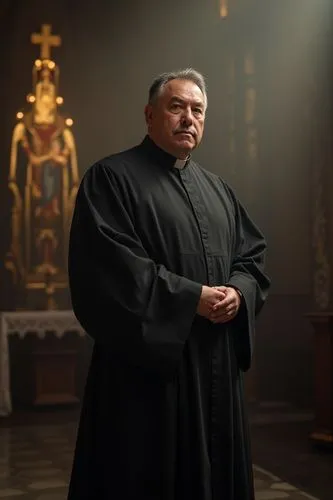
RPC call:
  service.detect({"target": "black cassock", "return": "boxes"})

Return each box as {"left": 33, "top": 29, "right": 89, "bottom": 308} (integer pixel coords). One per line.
{"left": 67, "top": 136, "right": 270, "bottom": 500}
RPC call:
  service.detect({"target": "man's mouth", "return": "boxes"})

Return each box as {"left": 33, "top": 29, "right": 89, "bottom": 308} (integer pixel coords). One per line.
{"left": 175, "top": 131, "right": 194, "bottom": 137}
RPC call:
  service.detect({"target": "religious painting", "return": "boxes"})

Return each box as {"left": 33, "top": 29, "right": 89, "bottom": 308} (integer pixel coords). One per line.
{"left": 5, "top": 25, "right": 79, "bottom": 310}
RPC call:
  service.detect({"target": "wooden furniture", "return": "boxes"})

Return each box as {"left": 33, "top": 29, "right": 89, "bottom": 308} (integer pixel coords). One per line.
{"left": 306, "top": 312, "right": 333, "bottom": 447}
{"left": 0, "top": 310, "right": 85, "bottom": 416}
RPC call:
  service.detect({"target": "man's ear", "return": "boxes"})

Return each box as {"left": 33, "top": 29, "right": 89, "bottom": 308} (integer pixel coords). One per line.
{"left": 144, "top": 104, "right": 153, "bottom": 126}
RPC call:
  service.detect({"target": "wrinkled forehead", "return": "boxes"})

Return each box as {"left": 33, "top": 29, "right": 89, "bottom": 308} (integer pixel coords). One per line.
{"left": 162, "top": 79, "right": 206, "bottom": 107}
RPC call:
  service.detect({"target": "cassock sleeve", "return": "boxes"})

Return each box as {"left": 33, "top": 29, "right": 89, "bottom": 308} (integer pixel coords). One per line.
{"left": 68, "top": 162, "right": 202, "bottom": 374}
{"left": 225, "top": 185, "right": 270, "bottom": 372}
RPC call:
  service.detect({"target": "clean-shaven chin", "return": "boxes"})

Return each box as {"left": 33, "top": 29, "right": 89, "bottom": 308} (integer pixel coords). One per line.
{"left": 175, "top": 134, "right": 194, "bottom": 147}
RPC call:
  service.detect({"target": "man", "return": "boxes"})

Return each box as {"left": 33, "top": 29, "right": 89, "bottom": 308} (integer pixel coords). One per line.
{"left": 67, "top": 68, "right": 270, "bottom": 500}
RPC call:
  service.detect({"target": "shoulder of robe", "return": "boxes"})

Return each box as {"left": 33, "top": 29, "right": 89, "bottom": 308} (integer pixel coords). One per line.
{"left": 83, "top": 145, "right": 142, "bottom": 182}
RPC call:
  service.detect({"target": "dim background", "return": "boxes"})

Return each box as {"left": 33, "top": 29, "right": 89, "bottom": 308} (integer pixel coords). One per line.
{"left": 0, "top": 0, "right": 332, "bottom": 410}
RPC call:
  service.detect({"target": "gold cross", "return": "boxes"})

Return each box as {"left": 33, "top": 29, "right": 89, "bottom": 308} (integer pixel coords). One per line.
{"left": 31, "top": 24, "right": 61, "bottom": 60}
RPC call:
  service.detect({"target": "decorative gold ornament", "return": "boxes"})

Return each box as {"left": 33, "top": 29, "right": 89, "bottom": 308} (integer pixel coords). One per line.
{"left": 6, "top": 24, "right": 79, "bottom": 310}
{"left": 220, "top": 0, "right": 228, "bottom": 19}
{"left": 31, "top": 24, "right": 61, "bottom": 60}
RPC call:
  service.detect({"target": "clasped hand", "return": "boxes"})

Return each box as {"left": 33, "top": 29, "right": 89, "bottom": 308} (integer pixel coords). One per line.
{"left": 197, "top": 285, "right": 241, "bottom": 324}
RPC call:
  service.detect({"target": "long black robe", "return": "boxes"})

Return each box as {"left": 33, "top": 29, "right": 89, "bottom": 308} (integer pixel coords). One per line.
{"left": 67, "top": 135, "right": 270, "bottom": 500}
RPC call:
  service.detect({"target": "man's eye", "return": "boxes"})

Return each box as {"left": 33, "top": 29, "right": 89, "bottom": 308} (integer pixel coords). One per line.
{"left": 193, "top": 108, "right": 203, "bottom": 115}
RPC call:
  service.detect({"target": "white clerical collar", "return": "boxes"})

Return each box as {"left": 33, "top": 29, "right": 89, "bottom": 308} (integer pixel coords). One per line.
{"left": 174, "top": 157, "right": 190, "bottom": 169}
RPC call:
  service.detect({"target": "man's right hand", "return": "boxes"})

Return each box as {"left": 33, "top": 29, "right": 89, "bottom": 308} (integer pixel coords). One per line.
{"left": 196, "top": 285, "right": 226, "bottom": 319}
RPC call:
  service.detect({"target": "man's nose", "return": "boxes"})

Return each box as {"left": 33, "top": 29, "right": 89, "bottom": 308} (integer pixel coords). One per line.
{"left": 181, "top": 107, "right": 193, "bottom": 125}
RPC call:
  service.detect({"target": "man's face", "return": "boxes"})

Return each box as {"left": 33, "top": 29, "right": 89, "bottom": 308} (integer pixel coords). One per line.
{"left": 145, "top": 79, "right": 206, "bottom": 159}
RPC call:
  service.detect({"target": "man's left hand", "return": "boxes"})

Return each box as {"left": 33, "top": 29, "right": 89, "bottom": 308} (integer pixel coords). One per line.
{"left": 209, "top": 286, "right": 242, "bottom": 324}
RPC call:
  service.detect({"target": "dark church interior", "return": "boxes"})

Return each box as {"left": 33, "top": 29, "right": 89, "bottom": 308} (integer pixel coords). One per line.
{"left": 1, "top": 0, "right": 333, "bottom": 499}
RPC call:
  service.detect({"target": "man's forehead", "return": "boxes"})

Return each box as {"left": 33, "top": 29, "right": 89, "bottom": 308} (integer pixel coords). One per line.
{"left": 164, "top": 79, "right": 204, "bottom": 103}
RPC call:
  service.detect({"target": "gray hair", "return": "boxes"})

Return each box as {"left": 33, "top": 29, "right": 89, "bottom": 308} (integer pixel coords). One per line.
{"left": 148, "top": 68, "right": 207, "bottom": 109}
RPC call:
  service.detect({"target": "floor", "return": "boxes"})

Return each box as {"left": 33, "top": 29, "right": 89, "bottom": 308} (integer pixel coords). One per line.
{"left": 0, "top": 404, "right": 330, "bottom": 499}
{"left": 250, "top": 402, "right": 333, "bottom": 500}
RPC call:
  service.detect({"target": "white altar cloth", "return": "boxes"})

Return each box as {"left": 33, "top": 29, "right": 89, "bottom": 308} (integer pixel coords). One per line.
{"left": 0, "top": 310, "right": 84, "bottom": 416}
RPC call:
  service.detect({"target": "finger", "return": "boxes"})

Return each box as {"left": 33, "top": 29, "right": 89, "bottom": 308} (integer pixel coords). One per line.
{"left": 212, "top": 296, "right": 233, "bottom": 311}
{"left": 208, "top": 297, "right": 224, "bottom": 309}
{"left": 210, "top": 304, "right": 231, "bottom": 316}
{"left": 210, "top": 312, "right": 235, "bottom": 322}
{"left": 225, "top": 303, "right": 237, "bottom": 314}
{"left": 213, "top": 301, "right": 238, "bottom": 316}
{"left": 211, "top": 311, "right": 236, "bottom": 324}
{"left": 213, "top": 286, "right": 227, "bottom": 293}
{"left": 212, "top": 291, "right": 226, "bottom": 301}
{"left": 210, "top": 306, "right": 237, "bottom": 320}
{"left": 211, "top": 293, "right": 226, "bottom": 305}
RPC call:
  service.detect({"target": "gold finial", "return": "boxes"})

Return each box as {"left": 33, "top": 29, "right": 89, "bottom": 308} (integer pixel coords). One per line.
{"left": 31, "top": 24, "right": 61, "bottom": 60}
{"left": 220, "top": 0, "right": 228, "bottom": 19}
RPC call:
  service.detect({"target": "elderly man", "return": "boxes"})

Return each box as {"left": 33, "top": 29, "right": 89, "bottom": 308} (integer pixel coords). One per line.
{"left": 67, "top": 68, "right": 270, "bottom": 500}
